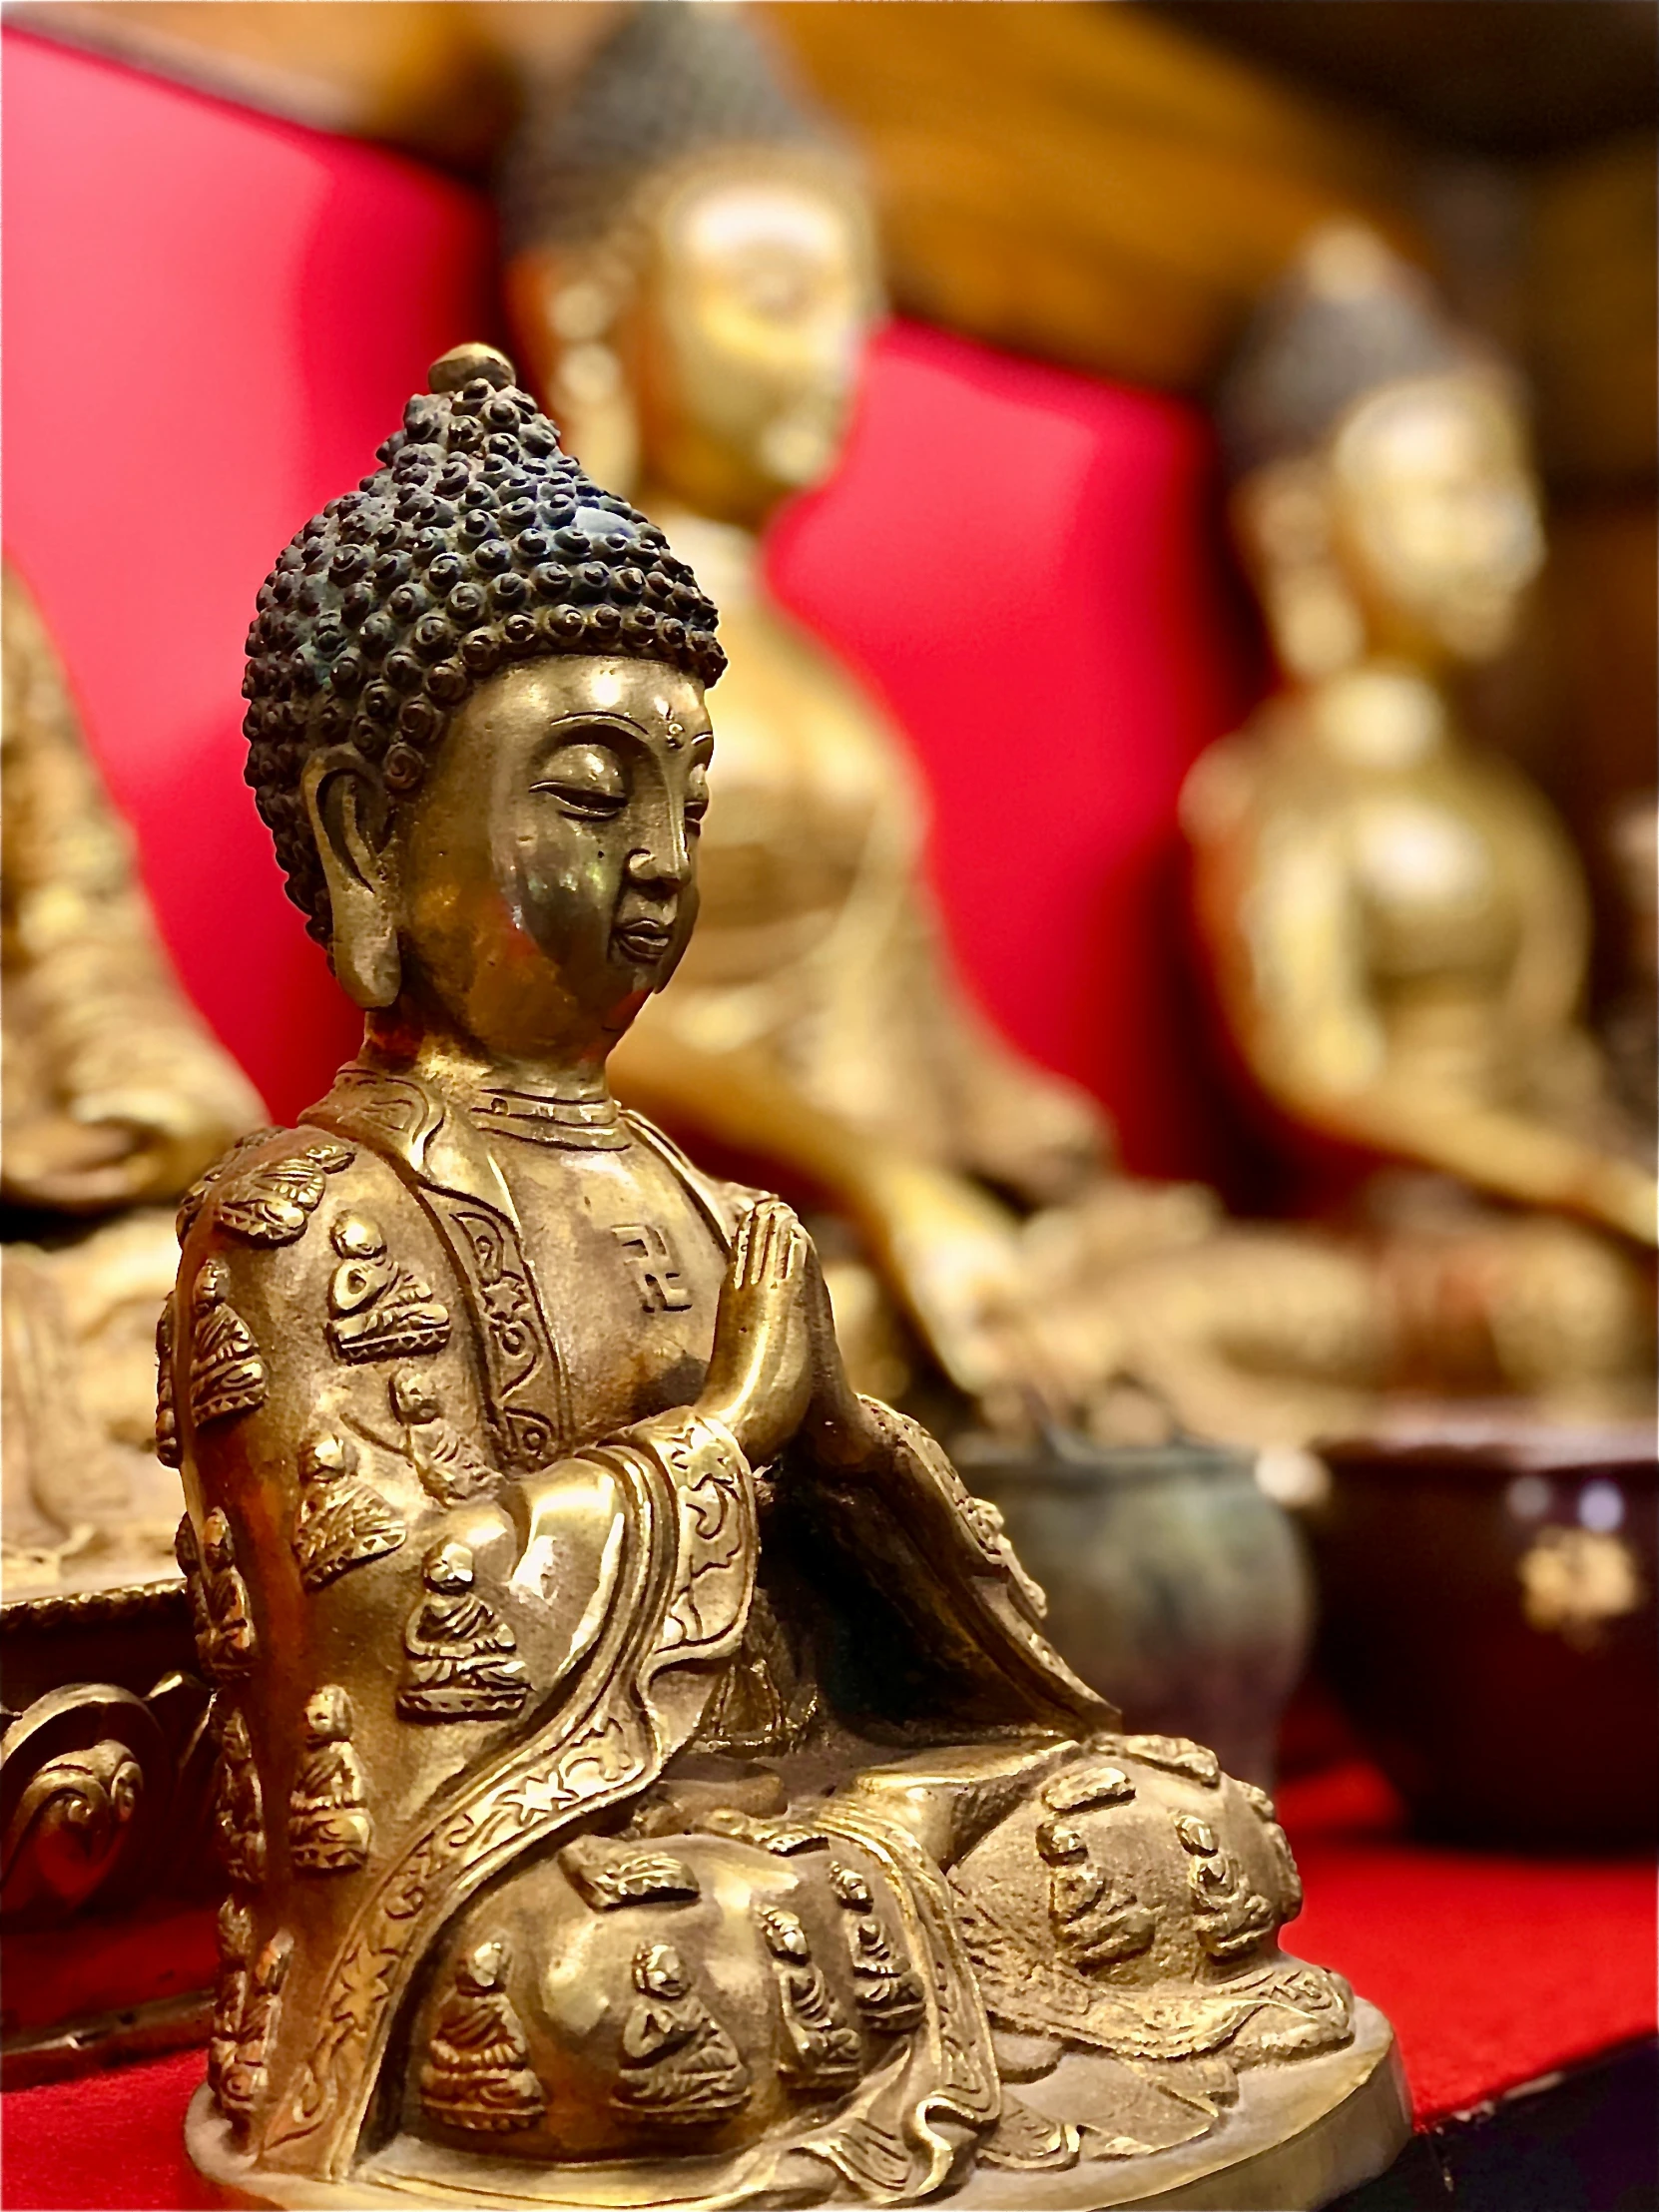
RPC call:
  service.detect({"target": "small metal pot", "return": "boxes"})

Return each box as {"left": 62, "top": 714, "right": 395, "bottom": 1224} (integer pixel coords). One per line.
{"left": 1311, "top": 1412, "right": 1657, "bottom": 1848}
{"left": 957, "top": 1431, "right": 1313, "bottom": 1787}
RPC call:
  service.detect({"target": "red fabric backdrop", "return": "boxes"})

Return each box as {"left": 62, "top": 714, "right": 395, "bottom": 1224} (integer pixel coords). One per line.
{"left": 2, "top": 27, "right": 1256, "bottom": 1177}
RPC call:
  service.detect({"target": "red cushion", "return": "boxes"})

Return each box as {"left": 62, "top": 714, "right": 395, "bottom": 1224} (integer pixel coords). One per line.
{"left": 3, "top": 29, "right": 1256, "bottom": 1170}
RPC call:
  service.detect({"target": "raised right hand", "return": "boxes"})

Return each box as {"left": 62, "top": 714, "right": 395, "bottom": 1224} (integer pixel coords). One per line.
{"left": 696, "top": 1199, "right": 815, "bottom": 1464}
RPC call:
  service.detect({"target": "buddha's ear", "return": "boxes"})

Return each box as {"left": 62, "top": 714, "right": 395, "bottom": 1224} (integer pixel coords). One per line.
{"left": 301, "top": 749, "right": 401, "bottom": 1008}
{"left": 1231, "top": 457, "right": 1365, "bottom": 683}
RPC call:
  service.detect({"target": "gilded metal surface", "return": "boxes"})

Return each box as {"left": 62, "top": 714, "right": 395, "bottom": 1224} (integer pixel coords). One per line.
{"left": 501, "top": 9, "right": 1639, "bottom": 1454}
{"left": 1, "top": 567, "right": 268, "bottom": 1597}
{"left": 173, "top": 348, "right": 1403, "bottom": 2208}
{"left": 1186, "top": 226, "right": 1656, "bottom": 1344}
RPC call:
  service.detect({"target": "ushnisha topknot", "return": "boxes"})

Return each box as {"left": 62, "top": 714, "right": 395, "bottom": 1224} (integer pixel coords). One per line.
{"left": 498, "top": 0, "right": 842, "bottom": 258}
{"left": 244, "top": 341, "right": 724, "bottom": 945}
{"left": 1218, "top": 223, "right": 1485, "bottom": 479}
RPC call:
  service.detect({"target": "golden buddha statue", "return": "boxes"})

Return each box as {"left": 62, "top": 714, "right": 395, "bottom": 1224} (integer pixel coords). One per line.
{"left": 499, "top": 1, "right": 1108, "bottom": 1432}
{"left": 497, "top": 9, "right": 1644, "bottom": 1445}
{"left": 1, "top": 565, "right": 267, "bottom": 1593}
{"left": 1184, "top": 226, "right": 1657, "bottom": 1317}
{"left": 177, "top": 344, "right": 1405, "bottom": 2206}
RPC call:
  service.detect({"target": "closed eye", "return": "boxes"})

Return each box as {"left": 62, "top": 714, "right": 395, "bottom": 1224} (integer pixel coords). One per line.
{"left": 535, "top": 779, "right": 627, "bottom": 820}
{"left": 532, "top": 738, "right": 627, "bottom": 819}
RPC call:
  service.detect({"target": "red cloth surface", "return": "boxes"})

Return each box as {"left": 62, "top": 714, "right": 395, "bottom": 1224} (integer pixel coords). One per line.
{"left": 3, "top": 1769, "right": 1652, "bottom": 2209}
{"left": 1276, "top": 1762, "right": 1658, "bottom": 2123}
{"left": 3, "top": 29, "right": 1255, "bottom": 1176}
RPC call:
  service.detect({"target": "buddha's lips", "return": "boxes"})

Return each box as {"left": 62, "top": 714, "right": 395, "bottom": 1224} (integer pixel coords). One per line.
{"left": 613, "top": 918, "right": 675, "bottom": 962}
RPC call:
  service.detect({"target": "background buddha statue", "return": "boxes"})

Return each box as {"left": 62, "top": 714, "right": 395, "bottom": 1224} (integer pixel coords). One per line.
{"left": 1182, "top": 225, "right": 1654, "bottom": 1392}
{"left": 498, "top": 8, "right": 1645, "bottom": 1446}
{"left": 499, "top": 0, "right": 1110, "bottom": 1433}
{"left": 177, "top": 345, "right": 1403, "bottom": 2207}
{"left": 1, "top": 565, "right": 266, "bottom": 1592}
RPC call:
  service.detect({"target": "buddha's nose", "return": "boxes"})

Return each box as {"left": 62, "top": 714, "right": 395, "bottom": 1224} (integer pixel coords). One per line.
{"left": 625, "top": 825, "right": 691, "bottom": 891}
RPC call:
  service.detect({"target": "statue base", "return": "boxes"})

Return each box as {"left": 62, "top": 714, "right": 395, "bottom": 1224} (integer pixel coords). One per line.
{"left": 187, "top": 1997, "right": 1408, "bottom": 2212}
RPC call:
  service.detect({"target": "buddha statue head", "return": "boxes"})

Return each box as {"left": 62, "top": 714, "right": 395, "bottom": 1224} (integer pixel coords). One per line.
{"left": 499, "top": 1, "right": 880, "bottom": 529}
{"left": 243, "top": 342, "right": 723, "bottom": 1071}
{"left": 1220, "top": 223, "right": 1544, "bottom": 683}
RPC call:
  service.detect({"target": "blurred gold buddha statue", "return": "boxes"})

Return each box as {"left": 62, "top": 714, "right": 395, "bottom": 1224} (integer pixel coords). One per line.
{"left": 1183, "top": 227, "right": 1655, "bottom": 1347}
{"left": 1604, "top": 792, "right": 1657, "bottom": 1136}
{"left": 2, "top": 566, "right": 266, "bottom": 1592}
{"left": 500, "top": 13, "right": 1645, "bottom": 1445}
{"left": 180, "top": 344, "right": 1405, "bottom": 2208}
{"left": 501, "top": 2, "right": 1111, "bottom": 1433}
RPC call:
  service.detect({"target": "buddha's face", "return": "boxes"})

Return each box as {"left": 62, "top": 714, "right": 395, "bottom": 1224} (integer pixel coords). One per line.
{"left": 304, "top": 1689, "right": 348, "bottom": 1741}
{"left": 1328, "top": 374, "right": 1543, "bottom": 663}
{"left": 634, "top": 160, "right": 879, "bottom": 523}
{"left": 636, "top": 1942, "right": 687, "bottom": 1999}
{"left": 358, "top": 656, "right": 711, "bottom": 1067}
{"left": 425, "top": 1540, "right": 477, "bottom": 1593}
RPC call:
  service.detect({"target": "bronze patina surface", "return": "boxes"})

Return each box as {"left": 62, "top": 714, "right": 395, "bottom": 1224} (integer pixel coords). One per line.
{"left": 171, "top": 341, "right": 1406, "bottom": 2209}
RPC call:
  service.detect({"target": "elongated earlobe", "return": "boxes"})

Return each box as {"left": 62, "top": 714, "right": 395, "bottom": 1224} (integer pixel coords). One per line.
{"left": 301, "top": 751, "right": 401, "bottom": 1008}
{"left": 1232, "top": 460, "right": 1366, "bottom": 684}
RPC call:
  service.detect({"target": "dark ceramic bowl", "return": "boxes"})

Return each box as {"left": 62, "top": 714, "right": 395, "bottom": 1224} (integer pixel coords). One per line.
{"left": 1310, "top": 1410, "right": 1657, "bottom": 1849}
{"left": 956, "top": 1432, "right": 1311, "bottom": 1788}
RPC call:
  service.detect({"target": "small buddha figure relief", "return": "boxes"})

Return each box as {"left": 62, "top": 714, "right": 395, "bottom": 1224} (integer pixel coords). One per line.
{"left": 396, "top": 1542, "right": 529, "bottom": 1723}
{"left": 613, "top": 1941, "right": 753, "bottom": 2127}
{"left": 214, "top": 1708, "right": 266, "bottom": 1891}
{"left": 176, "top": 349, "right": 1403, "bottom": 2205}
{"left": 209, "top": 1898, "right": 254, "bottom": 2104}
{"left": 212, "top": 1140, "right": 355, "bottom": 1247}
{"left": 1041, "top": 1757, "right": 1138, "bottom": 1815}
{"left": 758, "top": 1906, "right": 864, "bottom": 2093}
{"left": 287, "top": 1685, "right": 371, "bottom": 1875}
{"left": 1184, "top": 223, "right": 1655, "bottom": 1406}
{"left": 420, "top": 1940, "right": 546, "bottom": 2134}
{"left": 1173, "top": 1814, "right": 1277, "bottom": 1961}
{"left": 290, "top": 1429, "right": 406, "bottom": 1591}
{"left": 1, "top": 568, "right": 267, "bottom": 1595}
{"left": 828, "top": 1862, "right": 926, "bottom": 2036}
{"left": 559, "top": 1835, "right": 701, "bottom": 1911}
{"left": 175, "top": 1510, "right": 213, "bottom": 1675}
{"left": 188, "top": 1259, "right": 269, "bottom": 1429}
{"left": 1240, "top": 1782, "right": 1304, "bottom": 1919}
{"left": 220, "top": 1933, "right": 292, "bottom": 2130}
{"left": 1035, "top": 1816, "right": 1156, "bottom": 1971}
{"left": 201, "top": 1509, "right": 257, "bottom": 1682}
{"left": 326, "top": 1213, "right": 451, "bottom": 1364}
{"left": 1098, "top": 1732, "right": 1221, "bottom": 1792}
{"left": 390, "top": 1369, "right": 501, "bottom": 1505}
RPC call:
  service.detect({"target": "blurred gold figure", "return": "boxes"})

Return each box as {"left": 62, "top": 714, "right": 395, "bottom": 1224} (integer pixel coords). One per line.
{"left": 1182, "top": 226, "right": 1653, "bottom": 1377}
{"left": 503, "top": 3, "right": 1122, "bottom": 1432}
{"left": 2, "top": 567, "right": 267, "bottom": 1590}
{"left": 504, "top": 17, "right": 1645, "bottom": 1443}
